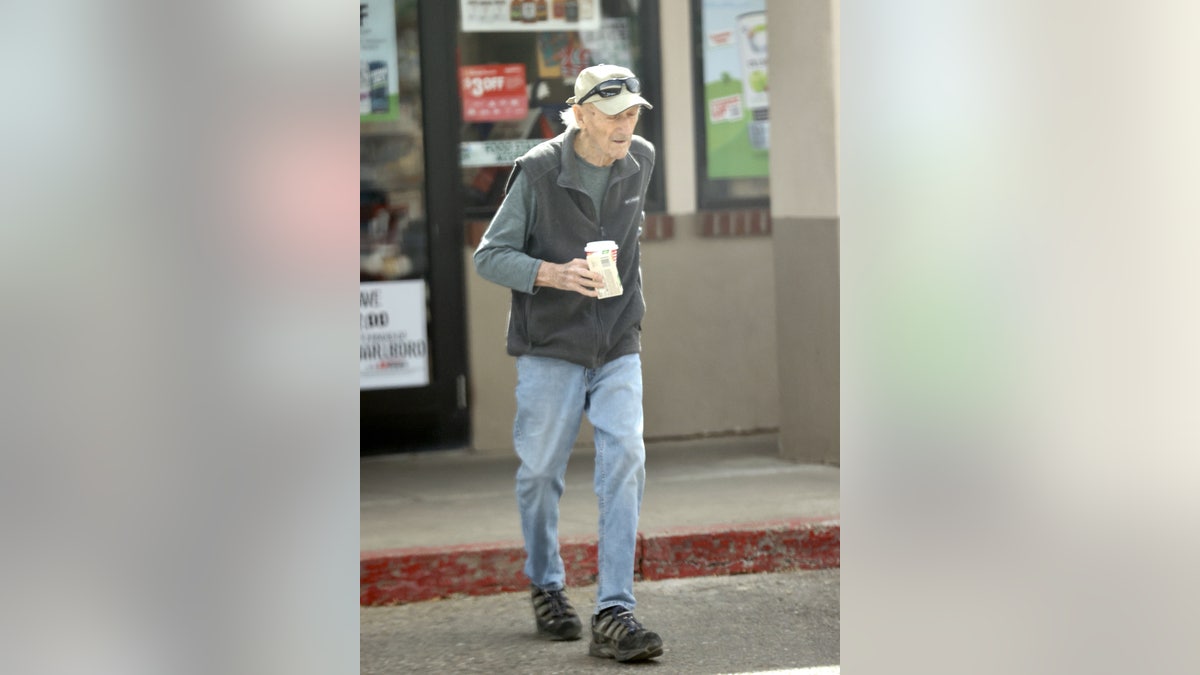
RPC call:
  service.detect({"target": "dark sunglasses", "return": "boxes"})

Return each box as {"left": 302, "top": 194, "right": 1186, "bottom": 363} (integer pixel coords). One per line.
{"left": 576, "top": 76, "right": 642, "bottom": 105}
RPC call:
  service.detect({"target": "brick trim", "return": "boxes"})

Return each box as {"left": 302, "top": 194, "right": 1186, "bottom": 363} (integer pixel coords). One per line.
{"left": 641, "top": 213, "right": 674, "bottom": 241}
{"left": 699, "top": 209, "right": 772, "bottom": 238}
{"left": 464, "top": 213, "right": 675, "bottom": 249}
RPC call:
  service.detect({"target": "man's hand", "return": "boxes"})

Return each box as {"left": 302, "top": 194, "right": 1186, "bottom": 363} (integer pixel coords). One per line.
{"left": 535, "top": 259, "right": 605, "bottom": 297}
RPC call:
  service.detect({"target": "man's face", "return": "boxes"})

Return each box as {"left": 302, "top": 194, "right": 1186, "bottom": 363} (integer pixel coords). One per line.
{"left": 574, "top": 104, "right": 642, "bottom": 166}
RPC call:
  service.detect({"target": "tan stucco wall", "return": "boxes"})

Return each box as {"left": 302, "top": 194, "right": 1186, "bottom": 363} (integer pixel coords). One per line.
{"left": 640, "top": 220, "right": 782, "bottom": 437}
{"left": 659, "top": 0, "right": 697, "bottom": 215}
{"left": 768, "top": 0, "right": 840, "bottom": 463}
{"left": 766, "top": 0, "right": 838, "bottom": 218}
{"left": 464, "top": 249, "right": 520, "bottom": 451}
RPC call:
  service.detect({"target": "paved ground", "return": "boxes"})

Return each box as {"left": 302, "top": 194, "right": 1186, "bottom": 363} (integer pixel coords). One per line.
{"left": 361, "top": 569, "right": 840, "bottom": 675}
{"left": 361, "top": 435, "right": 840, "bottom": 551}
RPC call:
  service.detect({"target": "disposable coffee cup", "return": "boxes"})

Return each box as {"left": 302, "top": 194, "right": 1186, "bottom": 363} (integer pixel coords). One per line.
{"left": 585, "top": 240, "right": 622, "bottom": 299}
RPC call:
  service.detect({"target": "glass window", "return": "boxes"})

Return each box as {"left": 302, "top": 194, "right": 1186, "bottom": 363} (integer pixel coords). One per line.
{"left": 457, "top": 0, "right": 663, "bottom": 219}
{"left": 361, "top": 0, "right": 427, "bottom": 282}
{"left": 360, "top": 0, "right": 433, "bottom": 391}
{"left": 691, "top": 0, "right": 770, "bottom": 209}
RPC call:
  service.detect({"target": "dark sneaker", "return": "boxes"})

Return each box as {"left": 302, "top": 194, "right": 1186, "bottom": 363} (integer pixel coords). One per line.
{"left": 530, "top": 585, "right": 582, "bottom": 640}
{"left": 588, "top": 606, "right": 664, "bottom": 662}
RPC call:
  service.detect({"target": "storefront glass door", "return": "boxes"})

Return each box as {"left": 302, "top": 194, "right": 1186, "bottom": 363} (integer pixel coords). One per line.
{"left": 361, "top": 0, "right": 469, "bottom": 452}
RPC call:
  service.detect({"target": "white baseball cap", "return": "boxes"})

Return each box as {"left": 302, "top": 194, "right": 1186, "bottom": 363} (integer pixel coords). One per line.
{"left": 566, "top": 64, "right": 653, "bottom": 115}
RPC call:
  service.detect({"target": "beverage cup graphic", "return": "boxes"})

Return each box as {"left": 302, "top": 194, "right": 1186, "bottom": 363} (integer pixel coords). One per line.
{"left": 736, "top": 12, "right": 769, "bottom": 150}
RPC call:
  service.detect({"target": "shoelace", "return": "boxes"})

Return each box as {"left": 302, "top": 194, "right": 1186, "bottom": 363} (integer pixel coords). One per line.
{"left": 608, "top": 609, "right": 643, "bottom": 635}
{"left": 543, "top": 590, "right": 573, "bottom": 618}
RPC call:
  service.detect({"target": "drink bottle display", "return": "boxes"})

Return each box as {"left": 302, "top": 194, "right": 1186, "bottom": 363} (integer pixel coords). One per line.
{"left": 736, "top": 11, "right": 769, "bottom": 150}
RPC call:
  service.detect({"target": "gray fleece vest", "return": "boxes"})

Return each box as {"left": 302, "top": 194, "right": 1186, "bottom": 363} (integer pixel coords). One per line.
{"left": 504, "top": 128, "right": 655, "bottom": 369}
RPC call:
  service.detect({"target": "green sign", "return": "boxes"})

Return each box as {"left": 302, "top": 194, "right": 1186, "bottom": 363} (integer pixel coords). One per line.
{"left": 701, "top": 1, "right": 769, "bottom": 179}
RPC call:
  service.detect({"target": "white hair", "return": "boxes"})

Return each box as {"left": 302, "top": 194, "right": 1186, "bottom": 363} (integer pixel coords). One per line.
{"left": 559, "top": 106, "right": 578, "bottom": 130}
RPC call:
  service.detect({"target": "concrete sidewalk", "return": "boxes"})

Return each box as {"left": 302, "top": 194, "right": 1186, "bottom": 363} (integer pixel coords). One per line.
{"left": 361, "top": 434, "right": 839, "bottom": 605}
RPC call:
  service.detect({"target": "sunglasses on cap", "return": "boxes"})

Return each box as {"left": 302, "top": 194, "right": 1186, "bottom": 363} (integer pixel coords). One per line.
{"left": 576, "top": 76, "right": 642, "bottom": 105}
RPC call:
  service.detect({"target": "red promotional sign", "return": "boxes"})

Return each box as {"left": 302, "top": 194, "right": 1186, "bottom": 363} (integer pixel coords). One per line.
{"left": 459, "top": 63, "right": 528, "bottom": 122}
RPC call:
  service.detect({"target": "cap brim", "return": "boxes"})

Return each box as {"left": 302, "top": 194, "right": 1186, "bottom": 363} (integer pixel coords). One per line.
{"left": 586, "top": 93, "right": 653, "bottom": 115}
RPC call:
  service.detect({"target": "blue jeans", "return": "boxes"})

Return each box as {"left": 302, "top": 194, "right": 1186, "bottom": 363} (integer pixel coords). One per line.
{"left": 514, "top": 353, "right": 646, "bottom": 614}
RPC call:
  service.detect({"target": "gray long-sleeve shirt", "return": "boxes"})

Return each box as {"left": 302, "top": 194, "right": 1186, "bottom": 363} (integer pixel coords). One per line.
{"left": 474, "top": 154, "right": 611, "bottom": 293}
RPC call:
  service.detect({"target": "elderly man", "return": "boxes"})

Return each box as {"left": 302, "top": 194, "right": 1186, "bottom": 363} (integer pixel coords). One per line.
{"left": 473, "top": 64, "right": 663, "bottom": 663}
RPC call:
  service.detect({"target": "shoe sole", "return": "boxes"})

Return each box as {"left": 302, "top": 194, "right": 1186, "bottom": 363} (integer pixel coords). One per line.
{"left": 588, "top": 641, "right": 664, "bottom": 662}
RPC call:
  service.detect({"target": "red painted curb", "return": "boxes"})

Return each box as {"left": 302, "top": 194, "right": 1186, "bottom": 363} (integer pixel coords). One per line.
{"left": 640, "top": 518, "right": 840, "bottom": 580}
{"left": 360, "top": 536, "right": 618, "bottom": 606}
{"left": 361, "top": 517, "right": 838, "bottom": 606}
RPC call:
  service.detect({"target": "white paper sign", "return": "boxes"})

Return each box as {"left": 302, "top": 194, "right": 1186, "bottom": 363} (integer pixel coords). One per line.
{"left": 460, "top": 139, "right": 545, "bottom": 167}
{"left": 360, "top": 280, "right": 430, "bottom": 389}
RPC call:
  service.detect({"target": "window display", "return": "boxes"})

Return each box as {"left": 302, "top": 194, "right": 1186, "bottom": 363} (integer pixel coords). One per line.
{"left": 458, "top": 0, "right": 662, "bottom": 219}
{"left": 692, "top": 0, "right": 770, "bottom": 208}
{"left": 361, "top": 1, "right": 426, "bottom": 282}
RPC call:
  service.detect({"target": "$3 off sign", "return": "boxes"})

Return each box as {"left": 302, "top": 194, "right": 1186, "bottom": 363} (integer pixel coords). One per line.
{"left": 459, "top": 63, "right": 529, "bottom": 122}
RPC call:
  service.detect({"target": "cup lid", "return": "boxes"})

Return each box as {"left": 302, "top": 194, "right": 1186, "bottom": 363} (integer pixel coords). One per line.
{"left": 585, "top": 240, "right": 618, "bottom": 251}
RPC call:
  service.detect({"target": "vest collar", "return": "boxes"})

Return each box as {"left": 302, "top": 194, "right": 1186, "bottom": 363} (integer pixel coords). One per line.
{"left": 556, "top": 127, "right": 641, "bottom": 191}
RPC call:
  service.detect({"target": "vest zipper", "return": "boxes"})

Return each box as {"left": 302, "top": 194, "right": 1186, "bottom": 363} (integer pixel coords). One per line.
{"left": 592, "top": 297, "right": 604, "bottom": 367}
